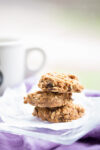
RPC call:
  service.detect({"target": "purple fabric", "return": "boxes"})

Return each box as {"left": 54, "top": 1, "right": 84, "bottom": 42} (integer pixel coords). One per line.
{"left": 0, "top": 79, "right": 100, "bottom": 150}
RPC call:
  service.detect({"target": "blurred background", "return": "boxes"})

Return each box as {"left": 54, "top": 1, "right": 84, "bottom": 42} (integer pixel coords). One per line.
{"left": 0, "top": 0, "right": 100, "bottom": 90}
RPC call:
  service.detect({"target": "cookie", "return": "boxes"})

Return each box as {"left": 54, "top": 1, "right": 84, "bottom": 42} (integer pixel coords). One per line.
{"left": 33, "top": 103, "right": 85, "bottom": 123}
{"left": 24, "top": 91, "right": 72, "bottom": 108}
{"left": 38, "top": 72, "right": 84, "bottom": 93}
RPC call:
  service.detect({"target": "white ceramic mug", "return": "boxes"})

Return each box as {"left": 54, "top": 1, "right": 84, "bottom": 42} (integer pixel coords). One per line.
{"left": 0, "top": 38, "right": 46, "bottom": 95}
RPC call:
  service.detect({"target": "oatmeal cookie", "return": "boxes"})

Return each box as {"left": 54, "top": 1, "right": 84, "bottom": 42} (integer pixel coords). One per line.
{"left": 38, "top": 72, "right": 84, "bottom": 93}
{"left": 33, "top": 103, "right": 85, "bottom": 123}
{"left": 24, "top": 91, "right": 72, "bottom": 108}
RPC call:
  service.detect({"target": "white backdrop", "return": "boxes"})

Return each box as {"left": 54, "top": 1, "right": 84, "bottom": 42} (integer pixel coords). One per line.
{"left": 0, "top": 0, "right": 100, "bottom": 71}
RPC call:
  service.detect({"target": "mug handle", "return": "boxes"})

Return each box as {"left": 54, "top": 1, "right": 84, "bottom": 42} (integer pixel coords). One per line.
{"left": 25, "top": 47, "right": 46, "bottom": 77}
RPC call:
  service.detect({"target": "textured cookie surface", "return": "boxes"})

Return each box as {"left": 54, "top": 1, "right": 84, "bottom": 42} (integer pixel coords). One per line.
{"left": 24, "top": 91, "right": 72, "bottom": 108}
{"left": 33, "top": 103, "right": 85, "bottom": 123}
{"left": 38, "top": 72, "right": 84, "bottom": 93}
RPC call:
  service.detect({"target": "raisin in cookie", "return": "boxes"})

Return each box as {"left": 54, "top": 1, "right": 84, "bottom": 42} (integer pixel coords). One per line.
{"left": 38, "top": 72, "right": 84, "bottom": 93}
{"left": 24, "top": 91, "right": 72, "bottom": 108}
{"left": 33, "top": 103, "right": 85, "bottom": 123}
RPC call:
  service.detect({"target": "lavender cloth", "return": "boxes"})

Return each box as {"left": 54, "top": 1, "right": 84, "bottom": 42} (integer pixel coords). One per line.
{"left": 0, "top": 79, "right": 100, "bottom": 150}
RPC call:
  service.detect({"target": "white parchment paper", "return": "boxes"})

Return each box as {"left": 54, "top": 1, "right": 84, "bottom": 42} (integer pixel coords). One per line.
{"left": 0, "top": 84, "right": 100, "bottom": 131}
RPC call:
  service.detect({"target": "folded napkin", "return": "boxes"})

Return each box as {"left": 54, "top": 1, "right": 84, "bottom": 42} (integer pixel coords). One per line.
{"left": 0, "top": 77, "right": 100, "bottom": 150}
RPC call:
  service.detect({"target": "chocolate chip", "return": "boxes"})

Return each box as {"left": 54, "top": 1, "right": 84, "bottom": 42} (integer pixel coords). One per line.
{"left": 68, "top": 85, "right": 71, "bottom": 92}
{"left": 35, "top": 107, "right": 38, "bottom": 113}
{"left": 46, "top": 83, "right": 53, "bottom": 88}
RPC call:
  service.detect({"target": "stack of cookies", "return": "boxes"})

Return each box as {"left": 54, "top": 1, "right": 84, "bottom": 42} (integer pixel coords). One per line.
{"left": 24, "top": 73, "right": 85, "bottom": 123}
